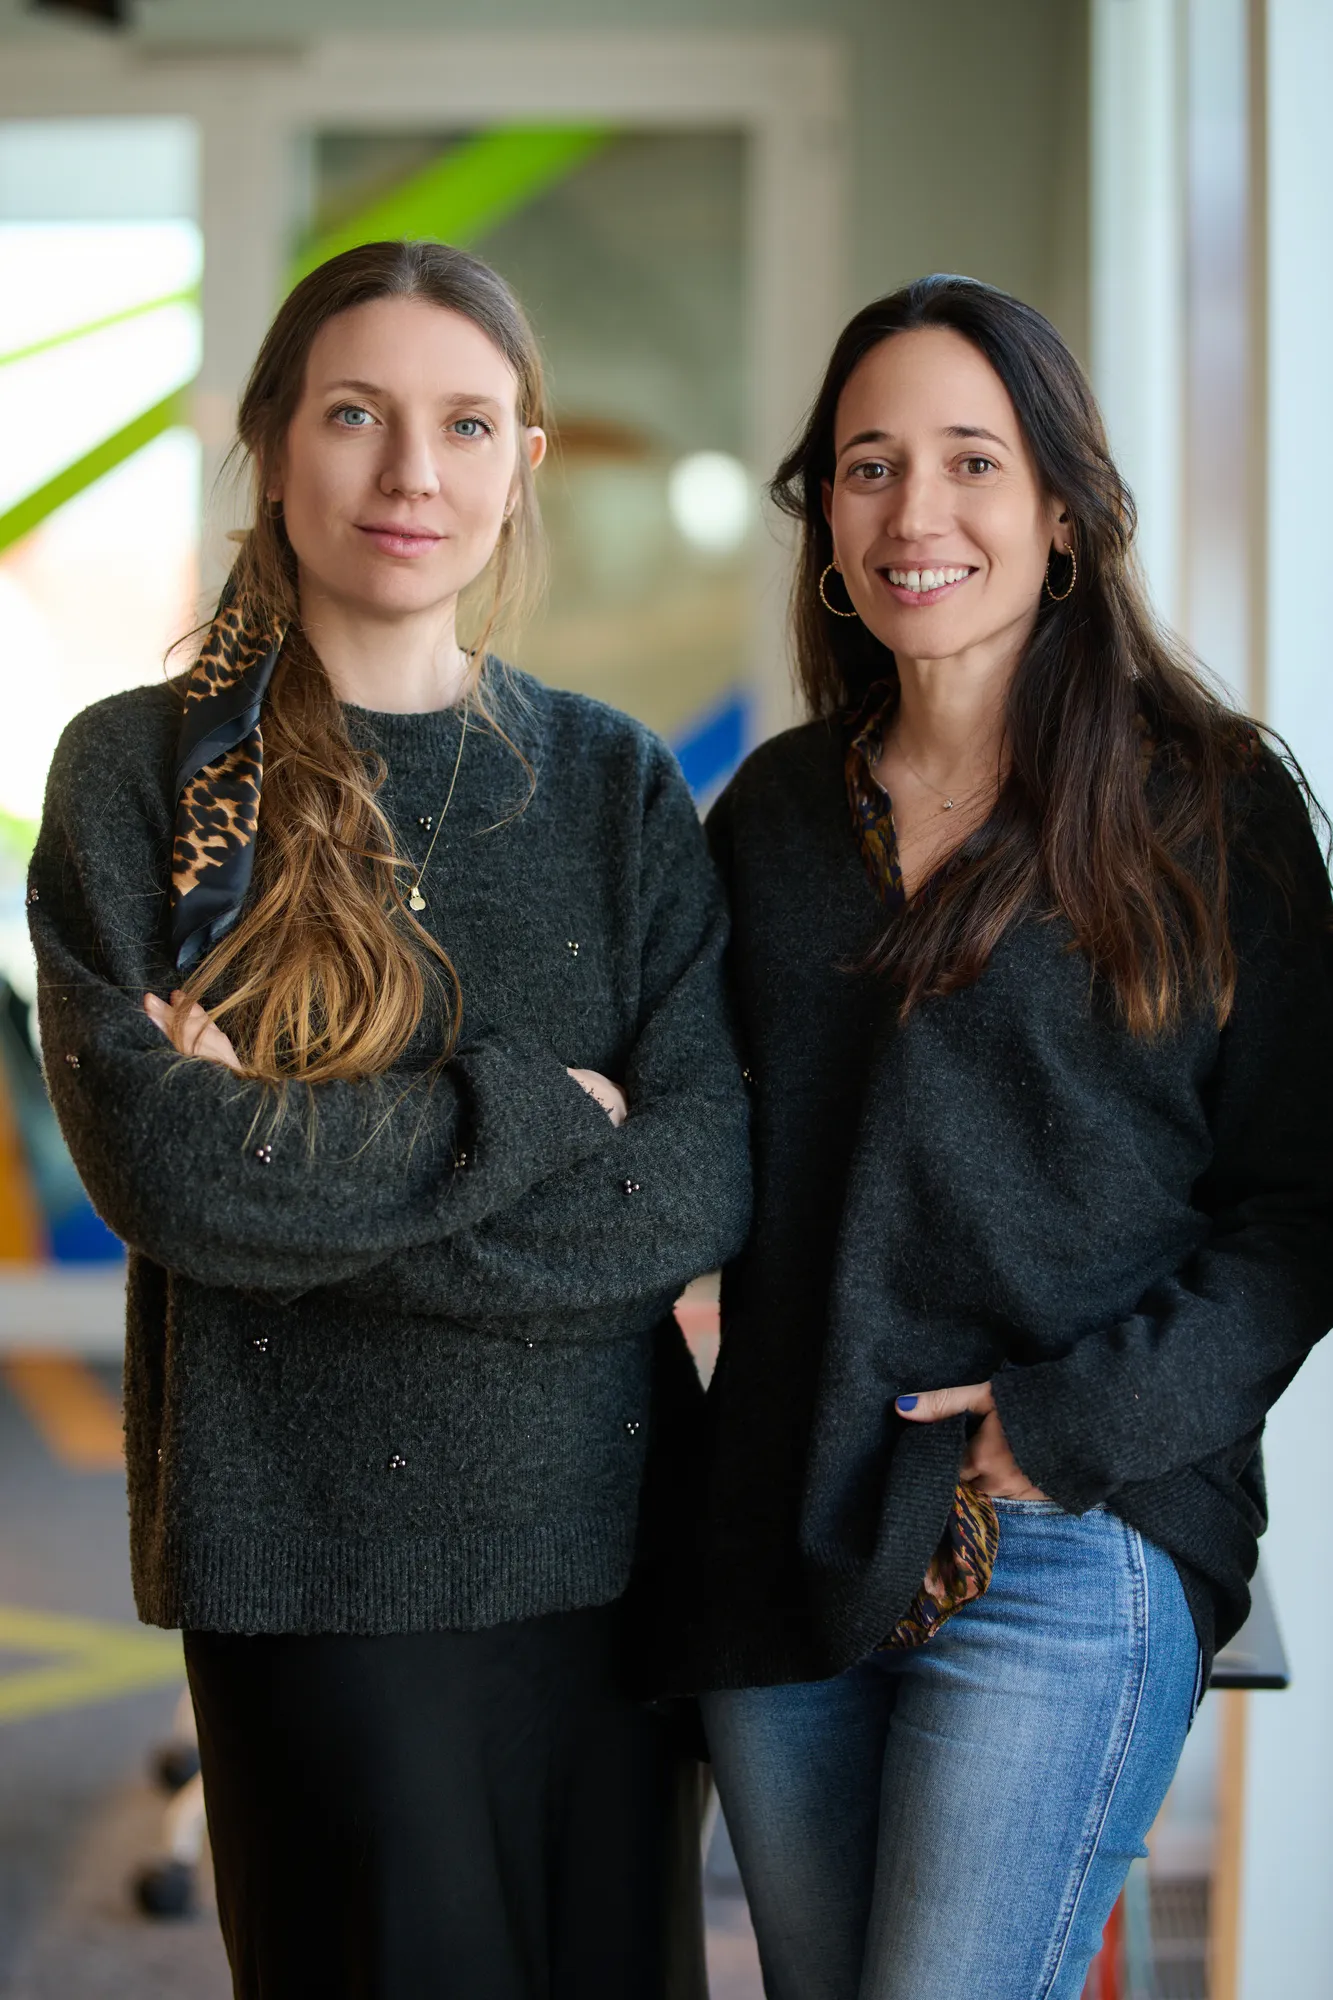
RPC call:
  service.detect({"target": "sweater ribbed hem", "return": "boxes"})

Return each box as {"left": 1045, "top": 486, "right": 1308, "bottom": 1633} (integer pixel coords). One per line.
{"left": 132, "top": 1513, "right": 636, "bottom": 1635}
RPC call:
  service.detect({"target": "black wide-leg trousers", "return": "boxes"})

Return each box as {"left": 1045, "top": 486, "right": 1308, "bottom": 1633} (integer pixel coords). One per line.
{"left": 185, "top": 1602, "right": 702, "bottom": 2000}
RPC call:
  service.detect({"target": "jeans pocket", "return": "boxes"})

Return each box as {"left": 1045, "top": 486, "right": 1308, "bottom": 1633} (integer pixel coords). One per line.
{"left": 990, "top": 1496, "right": 1065, "bottom": 1514}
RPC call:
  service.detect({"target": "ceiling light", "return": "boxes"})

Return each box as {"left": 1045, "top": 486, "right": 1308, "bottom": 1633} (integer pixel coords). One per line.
{"left": 667, "top": 451, "right": 751, "bottom": 556}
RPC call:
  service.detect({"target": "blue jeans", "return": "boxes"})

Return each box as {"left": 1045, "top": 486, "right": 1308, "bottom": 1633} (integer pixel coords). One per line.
{"left": 701, "top": 1500, "right": 1200, "bottom": 2000}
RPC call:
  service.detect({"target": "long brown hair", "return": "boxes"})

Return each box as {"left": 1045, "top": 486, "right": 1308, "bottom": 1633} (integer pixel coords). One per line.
{"left": 775, "top": 273, "right": 1257, "bottom": 1036}
{"left": 177, "top": 240, "right": 546, "bottom": 1085}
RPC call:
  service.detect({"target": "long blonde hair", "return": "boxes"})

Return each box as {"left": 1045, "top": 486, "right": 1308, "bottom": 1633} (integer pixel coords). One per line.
{"left": 178, "top": 241, "right": 546, "bottom": 1085}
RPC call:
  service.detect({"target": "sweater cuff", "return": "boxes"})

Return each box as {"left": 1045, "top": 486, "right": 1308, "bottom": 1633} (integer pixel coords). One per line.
{"left": 472, "top": 1034, "right": 622, "bottom": 1183}
{"left": 990, "top": 1361, "right": 1121, "bottom": 1516}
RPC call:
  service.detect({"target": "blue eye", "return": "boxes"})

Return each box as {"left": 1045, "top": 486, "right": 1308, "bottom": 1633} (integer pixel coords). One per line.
{"left": 451, "top": 416, "right": 491, "bottom": 439}
{"left": 332, "top": 405, "right": 374, "bottom": 428}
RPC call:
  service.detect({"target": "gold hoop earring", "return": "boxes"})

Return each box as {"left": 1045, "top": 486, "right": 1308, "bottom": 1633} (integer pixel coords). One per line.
{"left": 1045, "top": 543, "right": 1077, "bottom": 602}
{"left": 818, "top": 562, "right": 859, "bottom": 619}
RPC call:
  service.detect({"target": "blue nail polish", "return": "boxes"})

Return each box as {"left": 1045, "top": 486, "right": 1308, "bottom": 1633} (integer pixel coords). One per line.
{"left": 896, "top": 1395, "right": 918, "bottom": 1412}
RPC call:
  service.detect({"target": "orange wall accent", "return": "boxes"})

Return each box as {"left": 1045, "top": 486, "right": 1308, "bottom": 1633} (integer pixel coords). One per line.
{"left": 4, "top": 1355, "right": 124, "bottom": 1473}
{"left": 0, "top": 1062, "right": 45, "bottom": 1262}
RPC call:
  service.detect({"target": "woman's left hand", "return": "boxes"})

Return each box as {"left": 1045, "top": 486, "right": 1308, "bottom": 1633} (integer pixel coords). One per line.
{"left": 566, "top": 1067, "right": 628, "bottom": 1127}
{"left": 144, "top": 991, "right": 243, "bottom": 1074}
{"left": 895, "top": 1381, "right": 1051, "bottom": 1501}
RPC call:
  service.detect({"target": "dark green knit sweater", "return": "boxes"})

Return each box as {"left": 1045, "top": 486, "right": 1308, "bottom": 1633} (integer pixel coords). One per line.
{"left": 696, "top": 722, "right": 1333, "bottom": 1690}
{"left": 29, "top": 667, "right": 750, "bottom": 1635}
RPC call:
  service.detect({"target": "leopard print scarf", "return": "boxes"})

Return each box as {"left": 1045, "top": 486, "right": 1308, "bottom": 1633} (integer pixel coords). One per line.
{"left": 170, "top": 580, "right": 286, "bottom": 973}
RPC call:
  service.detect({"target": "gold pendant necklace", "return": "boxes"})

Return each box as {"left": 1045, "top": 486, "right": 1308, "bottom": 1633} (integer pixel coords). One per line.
{"left": 894, "top": 743, "right": 989, "bottom": 818}
{"left": 407, "top": 704, "right": 469, "bottom": 914}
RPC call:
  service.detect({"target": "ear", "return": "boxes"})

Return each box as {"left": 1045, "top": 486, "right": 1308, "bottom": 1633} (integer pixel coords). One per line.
{"left": 1050, "top": 498, "right": 1073, "bottom": 555}
{"left": 505, "top": 427, "right": 547, "bottom": 520}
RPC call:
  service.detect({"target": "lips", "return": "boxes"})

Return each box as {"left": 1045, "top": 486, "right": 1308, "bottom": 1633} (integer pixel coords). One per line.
{"left": 878, "top": 564, "right": 977, "bottom": 607}
{"left": 356, "top": 524, "right": 444, "bottom": 559}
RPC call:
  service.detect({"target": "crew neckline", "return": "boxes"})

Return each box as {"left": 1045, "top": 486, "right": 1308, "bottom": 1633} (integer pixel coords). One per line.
{"left": 340, "top": 659, "right": 518, "bottom": 747}
{"left": 340, "top": 700, "right": 470, "bottom": 753}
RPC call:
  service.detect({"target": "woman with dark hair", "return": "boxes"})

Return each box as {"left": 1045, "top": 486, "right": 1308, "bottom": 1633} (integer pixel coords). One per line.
{"left": 27, "top": 239, "right": 749, "bottom": 1999}
{"left": 695, "top": 275, "right": 1333, "bottom": 1998}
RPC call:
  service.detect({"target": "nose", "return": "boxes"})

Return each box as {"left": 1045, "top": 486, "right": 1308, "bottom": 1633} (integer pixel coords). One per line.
{"left": 883, "top": 463, "right": 950, "bottom": 545}
{"left": 379, "top": 421, "right": 441, "bottom": 501}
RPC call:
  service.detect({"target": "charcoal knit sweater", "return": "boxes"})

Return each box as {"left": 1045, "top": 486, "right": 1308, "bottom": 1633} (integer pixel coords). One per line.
{"left": 695, "top": 719, "right": 1333, "bottom": 1690}
{"left": 29, "top": 668, "right": 750, "bottom": 1636}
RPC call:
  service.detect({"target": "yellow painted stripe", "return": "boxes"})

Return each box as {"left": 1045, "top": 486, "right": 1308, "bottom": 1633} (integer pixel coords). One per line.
{"left": 4, "top": 1354, "right": 123, "bottom": 1471}
{"left": 0, "top": 1604, "right": 157, "bottom": 1650}
{"left": 0, "top": 1655, "right": 183, "bottom": 1725}
{"left": 0, "top": 1604, "right": 182, "bottom": 1726}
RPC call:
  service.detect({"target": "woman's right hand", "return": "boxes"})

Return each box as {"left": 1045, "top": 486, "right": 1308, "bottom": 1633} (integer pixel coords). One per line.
{"left": 566, "top": 1067, "right": 628, "bottom": 1126}
{"left": 145, "top": 991, "right": 244, "bottom": 1073}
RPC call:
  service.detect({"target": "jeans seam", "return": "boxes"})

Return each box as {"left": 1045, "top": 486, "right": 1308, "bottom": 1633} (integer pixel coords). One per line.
{"left": 1037, "top": 1519, "right": 1152, "bottom": 1999}
{"left": 1190, "top": 1645, "right": 1205, "bottom": 1725}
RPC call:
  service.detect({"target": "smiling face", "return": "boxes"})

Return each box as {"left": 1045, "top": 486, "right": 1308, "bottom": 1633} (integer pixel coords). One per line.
{"left": 268, "top": 294, "right": 545, "bottom": 624}
{"left": 824, "top": 325, "right": 1068, "bottom": 672}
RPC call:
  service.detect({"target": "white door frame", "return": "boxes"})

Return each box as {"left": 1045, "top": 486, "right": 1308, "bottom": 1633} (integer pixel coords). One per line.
{"left": 0, "top": 31, "right": 848, "bottom": 739}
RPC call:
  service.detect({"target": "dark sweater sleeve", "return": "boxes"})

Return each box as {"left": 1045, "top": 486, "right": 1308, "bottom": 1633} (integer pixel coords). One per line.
{"left": 332, "top": 749, "right": 752, "bottom": 1329}
{"left": 28, "top": 704, "right": 617, "bottom": 1297}
{"left": 994, "top": 759, "right": 1333, "bottom": 1510}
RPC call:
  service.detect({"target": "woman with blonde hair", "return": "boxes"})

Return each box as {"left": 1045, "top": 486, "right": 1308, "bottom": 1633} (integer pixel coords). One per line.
{"left": 29, "top": 239, "right": 749, "bottom": 1999}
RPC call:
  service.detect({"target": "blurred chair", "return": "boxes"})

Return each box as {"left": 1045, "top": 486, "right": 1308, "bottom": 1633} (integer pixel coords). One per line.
{"left": 134, "top": 1687, "right": 206, "bottom": 1919}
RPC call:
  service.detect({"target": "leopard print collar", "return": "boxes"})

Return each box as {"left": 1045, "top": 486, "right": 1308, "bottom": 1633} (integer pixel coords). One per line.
{"left": 170, "top": 580, "right": 285, "bottom": 973}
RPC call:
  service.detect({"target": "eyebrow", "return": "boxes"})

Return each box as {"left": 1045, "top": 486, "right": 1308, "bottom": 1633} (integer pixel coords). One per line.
{"left": 835, "top": 423, "right": 1011, "bottom": 460}
{"left": 319, "top": 378, "right": 507, "bottom": 410}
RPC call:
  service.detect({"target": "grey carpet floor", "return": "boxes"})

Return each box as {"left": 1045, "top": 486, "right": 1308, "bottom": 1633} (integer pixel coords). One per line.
{"left": 0, "top": 1360, "right": 761, "bottom": 1999}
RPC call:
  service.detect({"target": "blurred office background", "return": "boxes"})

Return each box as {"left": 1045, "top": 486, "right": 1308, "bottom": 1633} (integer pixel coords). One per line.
{"left": 0, "top": 2, "right": 1328, "bottom": 1997}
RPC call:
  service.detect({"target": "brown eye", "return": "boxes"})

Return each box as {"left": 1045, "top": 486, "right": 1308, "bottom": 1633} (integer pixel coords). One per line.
{"left": 962, "top": 456, "right": 996, "bottom": 476}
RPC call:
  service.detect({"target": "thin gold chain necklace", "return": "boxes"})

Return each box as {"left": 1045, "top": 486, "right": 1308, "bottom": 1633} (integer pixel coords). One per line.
{"left": 882, "top": 738, "right": 992, "bottom": 817}
{"left": 407, "top": 703, "right": 469, "bottom": 913}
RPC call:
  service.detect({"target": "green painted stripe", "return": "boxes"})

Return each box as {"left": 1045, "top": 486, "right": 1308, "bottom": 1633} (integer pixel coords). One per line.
{"left": 289, "top": 125, "right": 612, "bottom": 288}
{"left": 0, "top": 811, "right": 38, "bottom": 867}
{"left": 0, "top": 387, "right": 190, "bottom": 555}
{"left": 0, "top": 126, "right": 612, "bottom": 551}
{"left": 0, "top": 288, "right": 199, "bottom": 372}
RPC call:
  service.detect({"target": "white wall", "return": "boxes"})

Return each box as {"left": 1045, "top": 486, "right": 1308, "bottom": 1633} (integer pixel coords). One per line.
{"left": 1091, "top": 5, "right": 1333, "bottom": 1986}
{"left": 1090, "top": 0, "right": 1184, "bottom": 625}
{"left": 1180, "top": 0, "right": 1253, "bottom": 710}
{"left": 1238, "top": 5, "right": 1333, "bottom": 1988}
{"left": 1259, "top": 0, "right": 1333, "bottom": 814}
